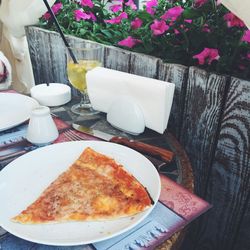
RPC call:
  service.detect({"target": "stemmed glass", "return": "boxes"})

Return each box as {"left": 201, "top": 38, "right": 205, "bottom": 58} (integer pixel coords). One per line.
{"left": 66, "top": 42, "right": 103, "bottom": 116}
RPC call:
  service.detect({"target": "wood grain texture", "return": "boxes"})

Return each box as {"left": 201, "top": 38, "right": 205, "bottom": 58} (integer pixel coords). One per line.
{"left": 129, "top": 52, "right": 160, "bottom": 78}
{"left": 25, "top": 27, "right": 67, "bottom": 85}
{"left": 180, "top": 67, "right": 228, "bottom": 196}
{"left": 158, "top": 63, "right": 188, "bottom": 139}
{"left": 200, "top": 77, "right": 250, "bottom": 250}
{"left": 104, "top": 45, "right": 131, "bottom": 72}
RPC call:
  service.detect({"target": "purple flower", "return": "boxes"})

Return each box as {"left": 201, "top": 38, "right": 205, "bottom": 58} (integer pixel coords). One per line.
{"left": 80, "top": 0, "right": 94, "bottom": 8}
{"left": 74, "top": 9, "right": 91, "bottom": 21}
{"left": 150, "top": 20, "right": 169, "bottom": 36}
{"left": 194, "top": 0, "right": 208, "bottom": 8}
{"left": 242, "top": 30, "right": 250, "bottom": 43}
{"left": 131, "top": 18, "right": 143, "bottom": 30}
{"left": 125, "top": 0, "right": 137, "bottom": 10}
{"left": 43, "top": 2, "right": 63, "bottom": 20}
{"left": 145, "top": 0, "right": 158, "bottom": 15}
{"left": 161, "top": 6, "right": 184, "bottom": 21}
{"left": 193, "top": 48, "right": 220, "bottom": 65}
{"left": 109, "top": 4, "right": 123, "bottom": 13}
{"left": 89, "top": 12, "right": 97, "bottom": 21}
{"left": 223, "top": 12, "right": 245, "bottom": 28}
{"left": 105, "top": 12, "right": 128, "bottom": 24}
{"left": 118, "top": 36, "right": 142, "bottom": 48}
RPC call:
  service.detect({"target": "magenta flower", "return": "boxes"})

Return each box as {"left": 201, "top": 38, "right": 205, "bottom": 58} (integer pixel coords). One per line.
{"left": 131, "top": 18, "right": 143, "bottom": 30}
{"left": 194, "top": 0, "right": 208, "bottom": 8}
{"left": 80, "top": 0, "right": 94, "bottom": 8}
{"left": 223, "top": 12, "right": 245, "bottom": 28}
{"left": 185, "top": 19, "right": 192, "bottom": 24}
{"left": 145, "top": 0, "right": 158, "bottom": 15}
{"left": 242, "top": 30, "right": 250, "bottom": 43}
{"left": 74, "top": 9, "right": 91, "bottom": 21}
{"left": 125, "top": 0, "right": 137, "bottom": 10}
{"left": 161, "top": 6, "right": 184, "bottom": 21}
{"left": 202, "top": 23, "right": 211, "bottom": 33}
{"left": 109, "top": 4, "right": 122, "bottom": 13}
{"left": 118, "top": 36, "right": 142, "bottom": 48}
{"left": 43, "top": 2, "right": 63, "bottom": 20}
{"left": 238, "top": 64, "right": 246, "bottom": 70}
{"left": 193, "top": 48, "right": 220, "bottom": 65}
{"left": 89, "top": 12, "right": 97, "bottom": 22}
{"left": 105, "top": 12, "right": 128, "bottom": 24}
{"left": 150, "top": 20, "right": 169, "bottom": 36}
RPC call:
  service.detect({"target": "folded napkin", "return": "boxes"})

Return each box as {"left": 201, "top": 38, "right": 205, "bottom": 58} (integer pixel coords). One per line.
{"left": 0, "top": 51, "right": 11, "bottom": 90}
{"left": 86, "top": 67, "right": 175, "bottom": 134}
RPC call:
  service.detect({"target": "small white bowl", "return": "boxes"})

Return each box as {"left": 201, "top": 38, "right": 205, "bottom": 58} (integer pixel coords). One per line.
{"left": 30, "top": 83, "right": 71, "bottom": 107}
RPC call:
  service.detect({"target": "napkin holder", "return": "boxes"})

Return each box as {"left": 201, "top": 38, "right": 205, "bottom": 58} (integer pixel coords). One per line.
{"left": 107, "top": 96, "right": 145, "bottom": 135}
{"left": 87, "top": 67, "right": 175, "bottom": 135}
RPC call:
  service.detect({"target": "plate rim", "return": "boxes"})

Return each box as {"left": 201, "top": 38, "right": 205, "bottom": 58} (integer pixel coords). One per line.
{"left": 0, "top": 93, "right": 39, "bottom": 132}
{"left": 0, "top": 140, "right": 161, "bottom": 246}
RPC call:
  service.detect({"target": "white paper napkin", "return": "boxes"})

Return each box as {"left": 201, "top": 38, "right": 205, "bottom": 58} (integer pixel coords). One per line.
{"left": 86, "top": 67, "right": 175, "bottom": 134}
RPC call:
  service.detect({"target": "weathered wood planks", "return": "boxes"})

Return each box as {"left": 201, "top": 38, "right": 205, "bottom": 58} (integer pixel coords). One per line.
{"left": 25, "top": 26, "right": 250, "bottom": 250}
{"left": 158, "top": 63, "right": 188, "bottom": 138}
{"left": 104, "top": 45, "right": 131, "bottom": 72}
{"left": 25, "top": 27, "right": 67, "bottom": 85}
{"left": 203, "top": 77, "right": 250, "bottom": 250}
{"left": 180, "top": 67, "right": 228, "bottom": 196}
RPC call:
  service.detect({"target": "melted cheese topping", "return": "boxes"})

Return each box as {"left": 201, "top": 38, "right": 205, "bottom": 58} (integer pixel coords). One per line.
{"left": 12, "top": 147, "right": 152, "bottom": 224}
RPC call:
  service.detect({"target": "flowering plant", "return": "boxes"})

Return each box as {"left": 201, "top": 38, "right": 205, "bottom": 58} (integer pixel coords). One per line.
{"left": 39, "top": 0, "right": 250, "bottom": 80}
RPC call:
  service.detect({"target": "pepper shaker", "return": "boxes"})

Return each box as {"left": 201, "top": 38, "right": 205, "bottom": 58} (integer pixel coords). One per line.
{"left": 26, "top": 106, "right": 59, "bottom": 146}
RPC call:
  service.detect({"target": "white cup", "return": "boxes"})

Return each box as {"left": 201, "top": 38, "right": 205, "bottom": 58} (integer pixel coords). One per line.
{"left": 26, "top": 106, "right": 59, "bottom": 146}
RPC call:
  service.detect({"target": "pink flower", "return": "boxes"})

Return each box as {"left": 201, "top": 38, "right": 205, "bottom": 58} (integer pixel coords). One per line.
{"left": 185, "top": 19, "right": 192, "bottom": 24}
{"left": 125, "top": 0, "right": 137, "bottom": 10}
{"left": 150, "top": 20, "right": 169, "bottom": 36}
{"left": 239, "top": 64, "right": 246, "bottom": 70}
{"left": 105, "top": 12, "right": 128, "bottom": 24}
{"left": 193, "top": 48, "right": 220, "bottom": 65}
{"left": 109, "top": 4, "right": 122, "bottom": 13}
{"left": 145, "top": 0, "right": 158, "bottom": 15}
{"left": 80, "top": 0, "right": 94, "bottom": 8}
{"left": 242, "top": 30, "right": 250, "bottom": 43}
{"left": 194, "top": 0, "right": 208, "bottom": 8}
{"left": 161, "top": 6, "right": 184, "bottom": 21}
{"left": 43, "top": 2, "right": 63, "bottom": 20}
{"left": 89, "top": 12, "right": 97, "bottom": 21}
{"left": 223, "top": 12, "right": 245, "bottom": 28}
{"left": 202, "top": 23, "right": 211, "bottom": 32}
{"left": 118, "top": 36, "right": 142, "bottom": 48}
{"left": 74, "top": 9, "right": 91, "bottom": 21}
{"left": 131, "top": 18, "right": 143, "bottom": 29}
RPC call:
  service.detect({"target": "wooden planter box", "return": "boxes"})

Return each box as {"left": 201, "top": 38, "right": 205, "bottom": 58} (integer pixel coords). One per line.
{"left": 25, "top": 26, "right": 250, "bottom": 250}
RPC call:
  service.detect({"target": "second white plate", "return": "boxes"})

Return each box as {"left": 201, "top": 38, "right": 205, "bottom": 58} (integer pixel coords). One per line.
{"left": 0, "top": 141, "right": 161, "bottom": 246}
{"left": 0, "top": 93, "right": 39, "bottom": 132}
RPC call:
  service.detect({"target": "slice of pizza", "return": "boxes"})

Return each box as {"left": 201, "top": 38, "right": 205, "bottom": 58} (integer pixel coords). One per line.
{"left": 12, "top": 147, "right": 153, "bottom": 224}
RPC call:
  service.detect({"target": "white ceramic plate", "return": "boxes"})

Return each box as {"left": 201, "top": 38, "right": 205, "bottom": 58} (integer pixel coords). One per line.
{"left": 0, "top": 93, "right": 39, "bottom": 132}
{"left": 0, "top": 141, "right": 161, "bottom": 246}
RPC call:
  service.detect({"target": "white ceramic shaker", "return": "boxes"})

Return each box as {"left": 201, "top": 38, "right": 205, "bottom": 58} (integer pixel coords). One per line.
{"left": 26, "top": 106, "right": 59, "bottom": 146}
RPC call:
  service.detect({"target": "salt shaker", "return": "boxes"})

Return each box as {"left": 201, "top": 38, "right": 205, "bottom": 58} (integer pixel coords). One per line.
{"left": 26, "top": 106, "right": 59, "bottom": 146}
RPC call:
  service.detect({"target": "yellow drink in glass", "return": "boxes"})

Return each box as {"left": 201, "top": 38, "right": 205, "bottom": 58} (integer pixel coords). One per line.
{"left": 67, "top": 60, "right": 101, "bottom": 92}
{"left": 66, "top": 42, "right": 103, "bottom": 116}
